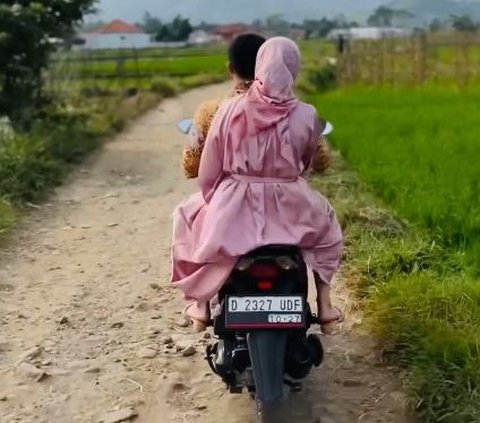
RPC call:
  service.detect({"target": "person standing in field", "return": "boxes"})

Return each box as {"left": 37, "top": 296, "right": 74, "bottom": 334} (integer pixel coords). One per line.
{"left": 172, "top": 37, "right": 343, "bottom": 333}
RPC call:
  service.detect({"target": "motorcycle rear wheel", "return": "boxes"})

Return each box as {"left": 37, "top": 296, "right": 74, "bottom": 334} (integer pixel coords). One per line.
{"left": 253, "top": 399, "right": 287, "bottom": 423}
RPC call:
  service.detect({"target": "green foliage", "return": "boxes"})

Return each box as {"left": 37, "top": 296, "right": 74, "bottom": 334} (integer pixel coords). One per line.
{"left": 297, "top": 65, "right": 337, "bottom": 94}
{"left": 150, "top": 77, "right": 178, "bottom": 97}
{"left": 140, "top": 12, "right": 163, "bottom": 34}
{"left": 315, "top": 88, "right": 480, "bottom": 269}
{"left": 0, "top": 0, "right": 96, "bottom": 122}
{"left": 303, "top": 17, "right": 358, "bottom": 39}
{"left": 0, "top": 109, "right": 97, "bottom": 203}
{"left": 0, "top": 197, "right": 15, "bottom": 237}
{"left": 264, "top": 14, "right": 292, "bottom": 36}
{"left": 372, "top": 274, "right": 480, "bottom": 422}
{"left": 177, "top": 73, "right": 227, "bottom": 90}
{"left": 451, "top": 15, "right": 479, "bottom": 32}
{"left": 310, "top": 86, "right": 480, "bottom": 421}
{"left": 0, "top": 91, "right": 161, "bottom": 207}
{"left": 367, "top": 6, "right": 414, "bottom": 27}
{"left": 56, "top": 54, "right": 227, "bottom": 79}
{"left": 0, "top": 45, "right": 226, "bottom": 218}
{"left": 0, "top": 132, "right": 63, "bottom": 203}
{"left": 155, "top": 15, "right": 192, "bottom": 42}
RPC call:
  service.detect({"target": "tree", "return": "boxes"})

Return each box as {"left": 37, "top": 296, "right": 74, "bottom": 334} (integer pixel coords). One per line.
{"left": 429, "top": 18, "right": 445, "bottom": 33}
{"left": 393, "top": 9, "right": 415, "bottom": 27}
{"left": 451, "top": 15, "right": 478, "bottom": 32}
{"left": 252, "top": 19, "right": 264, "bottom": 30}
{"left": 141, "top": 12, "right": 162, "bottom": 34}
{"left": 265, "top": 14, "right": 292, "bottom": 36}
{"left": 368, "top": 6, "right": 394, "bottom": 26}
{"left": 0, "top": 0, "right": 96, "bottom": 122}
{"left": 367, "top": 6, "right": 415, "bottom": 27}
{"left": 154, "top": 16, "right": 192, "bottom": 42}
{"left": 303, "top": 17, "right": 358, "bottom": 39}
{"left": 170, "top": 15, "right": 193, "bottom": 41}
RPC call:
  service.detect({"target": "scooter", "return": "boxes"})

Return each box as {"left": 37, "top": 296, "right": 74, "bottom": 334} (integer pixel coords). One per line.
{"left": 177, "top": 118, "right": 334, "bottom": 422}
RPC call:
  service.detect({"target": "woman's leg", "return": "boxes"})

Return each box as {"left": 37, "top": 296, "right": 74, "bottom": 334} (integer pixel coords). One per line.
{"left": 314, "top": 272, "right": 343, "bottom": 323}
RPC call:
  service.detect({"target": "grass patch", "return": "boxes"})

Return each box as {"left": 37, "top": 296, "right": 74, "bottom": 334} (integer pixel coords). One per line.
{"left": 53, "top": 54, "right": 227, "bottom": 79}
{"left": 1, "top": 51, "right": 226, "bottom": 238}
{"left": 0, "top": 198, "right": 15, "bottom": 239}
{"left": 372, "top": 273, "right": 480, "bottom": 422}
{"left": 314, "top": 87, "right": 480, "bottom": 270}
{"left": 0, "top": 96, "right": 145, "bottom": 205}
{"left": 309, "top": 86, "right": 480, "bottom": 422}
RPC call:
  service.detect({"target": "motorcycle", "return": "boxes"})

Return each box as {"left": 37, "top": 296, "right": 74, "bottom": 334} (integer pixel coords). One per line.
{"left": 177, "top": 117, "right": 334, "bottom": 422}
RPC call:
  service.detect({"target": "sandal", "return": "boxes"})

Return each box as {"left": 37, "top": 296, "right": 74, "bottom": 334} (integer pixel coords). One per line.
{"left": 189, "top": 317, "right": 208, "bottom": 333}
{"left": 319, "top": 307, "right": 344, "bottom": 335}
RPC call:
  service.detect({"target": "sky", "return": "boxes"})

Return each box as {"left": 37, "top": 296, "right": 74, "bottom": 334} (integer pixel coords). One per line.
{"left": 92, "top": 0, "right": 389, "bottom": 24}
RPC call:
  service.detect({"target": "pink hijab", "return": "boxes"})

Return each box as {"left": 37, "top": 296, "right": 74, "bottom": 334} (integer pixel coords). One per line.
{"left": 231, "top": 37, "right": 301, "bottom": 137}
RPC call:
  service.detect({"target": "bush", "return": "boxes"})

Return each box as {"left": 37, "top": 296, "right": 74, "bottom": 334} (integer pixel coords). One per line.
{"left": 150, "top": 78, "right": 179, "bottom": 97}
{"left": 0, "top": 63, "right": 222, "bottom": 233}
{"left": 36, "top": 107, "right": 98, "bottom": 163}
{"left": 298, "top": 65, "right": 337, "bottom": 94}
{"left": 0, "top": 197, "right": 15, "bottom": 238}
{"left": 178, "top": 74, "right": 226, "bottom": 90}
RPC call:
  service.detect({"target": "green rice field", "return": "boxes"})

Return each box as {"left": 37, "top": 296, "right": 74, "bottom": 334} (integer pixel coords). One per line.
{"left": 313, "top": 86, "right": 480, "bottom": 422}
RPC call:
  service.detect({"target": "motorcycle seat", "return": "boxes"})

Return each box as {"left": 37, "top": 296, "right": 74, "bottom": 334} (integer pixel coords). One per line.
{"left": 243, "top": 244, "right": 301, "bottom": 258}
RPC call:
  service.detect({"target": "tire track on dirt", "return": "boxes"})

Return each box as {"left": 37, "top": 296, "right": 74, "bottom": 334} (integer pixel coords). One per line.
{"left": 0, "top": 84, "right": 411, "bottom": 423}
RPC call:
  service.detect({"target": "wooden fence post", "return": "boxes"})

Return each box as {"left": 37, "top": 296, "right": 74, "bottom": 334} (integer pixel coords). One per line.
{"left": 409, "top": 36, "right": 415, "bottom": 86}
{"left": 390, "top": 37, "right": 397, "bottom": 86}
{"left": 419, "top": 33, "right": 427, "bottom": 85}
{"left": 462, "top": 32, "right": 471, "bottom": 88}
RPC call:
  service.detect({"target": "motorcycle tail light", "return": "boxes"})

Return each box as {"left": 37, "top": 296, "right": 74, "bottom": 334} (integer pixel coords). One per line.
{"left": 247, "top": 264, "right": 279, "bottom": 279}
{"left": 235, "top": 257, "right": 253, "bottom": 271}
{"left": 275, "top": 256, "right": 297, "bottom": 270}
{"left": 257, "top": 280, "right": 274, "bottom": 291}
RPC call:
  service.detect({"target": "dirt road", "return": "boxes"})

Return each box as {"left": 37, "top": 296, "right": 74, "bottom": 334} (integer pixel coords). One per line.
{"left": 0, "top": 84, "right": 412, "bottom": 423}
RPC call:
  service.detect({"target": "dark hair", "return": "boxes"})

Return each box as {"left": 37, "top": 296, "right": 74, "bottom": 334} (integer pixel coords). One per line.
{"left": 228, "top": 33, "right": 266, "bottom": 81}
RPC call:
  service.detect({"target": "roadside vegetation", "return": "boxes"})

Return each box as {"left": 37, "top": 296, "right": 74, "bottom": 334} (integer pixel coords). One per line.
{"left": 3, "top": 4, "right": 479, "bottom": 419}
{"left": 310, "top": 80, "right": 480, "bottom": 422}
{"left": 0, "top": 65, "right": 226, "bottom": 239}
{"left": 0, "top": 3, "right": 227, "bottom": 240}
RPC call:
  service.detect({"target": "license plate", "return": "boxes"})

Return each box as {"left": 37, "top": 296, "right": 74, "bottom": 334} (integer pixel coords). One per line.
{"left": 225, "top": 296, "right": 305, "bottom": 330}
{"left": 228, "top": 297, "right": 303, "bottom": 313}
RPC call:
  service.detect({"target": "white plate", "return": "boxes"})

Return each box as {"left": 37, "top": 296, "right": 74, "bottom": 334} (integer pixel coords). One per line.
{"left": 268, "top": 314, "right": 303, "bottom": 323}
{"left": 227, "top": 296, "right": 303, "bottom": 313}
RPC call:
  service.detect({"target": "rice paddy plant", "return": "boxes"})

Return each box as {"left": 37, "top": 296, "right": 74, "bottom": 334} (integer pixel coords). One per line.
{"left": 311, "top": 86, "right": 480, "bottom": 421}
{"left": 314, "top": 87, "right": 480, "bottom": 270}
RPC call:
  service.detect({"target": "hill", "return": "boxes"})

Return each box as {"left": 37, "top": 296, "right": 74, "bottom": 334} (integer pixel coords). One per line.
{"left": 96, "top": 0, "right": 386, "bottom": 23}
{"left": 388, "top": 0, "right": 480, "bottom": 21}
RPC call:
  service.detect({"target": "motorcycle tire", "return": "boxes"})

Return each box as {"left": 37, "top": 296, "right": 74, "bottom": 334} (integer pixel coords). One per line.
{"left": 253, "top": 399, "right": 286, "bottom": 423}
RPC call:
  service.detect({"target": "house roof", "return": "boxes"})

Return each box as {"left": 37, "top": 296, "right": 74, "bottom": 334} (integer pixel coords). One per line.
{"left": 96, "top": 19, "right": 144, "bottom": 34}
{"left": 213, "top": 23, "right": 251, "bottom": 36}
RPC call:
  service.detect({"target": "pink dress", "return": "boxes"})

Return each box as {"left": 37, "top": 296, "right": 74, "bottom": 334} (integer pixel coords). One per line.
{"left": 171, "top": 37, "right": 343, "bottom": 321}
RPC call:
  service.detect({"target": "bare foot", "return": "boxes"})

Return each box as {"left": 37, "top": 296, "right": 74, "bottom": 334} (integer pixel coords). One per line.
{"left": 190, "top": 317, "right": 208, "bottom": 333}
{"left": 317, "top": 302, "right": 344, "bottom": 335}
{"left": 318, "top": 304, "right": 343, "bottom": 324}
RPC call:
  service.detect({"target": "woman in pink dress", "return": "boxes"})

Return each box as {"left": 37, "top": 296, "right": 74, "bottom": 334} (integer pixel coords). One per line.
{"left": 171, "top": 37, "right": 343, "bottom": 332}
